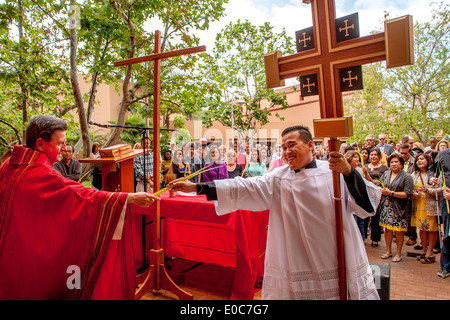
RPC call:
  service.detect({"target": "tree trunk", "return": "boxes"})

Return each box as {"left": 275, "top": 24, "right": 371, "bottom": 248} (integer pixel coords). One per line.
{"left": 104, "top": 1, "right": 137, "bottom": 147}
{"left": 18, "top": 0, "right": 28, "bottom": 144}
{"left": 86, "top": 70, "right": 99, "bottom": 124}
{"left": 103, "top": 54, "right": 135, "bottom": 148}
{"left": 69, "top": 0, "right": 90, "bottom": 158}
{"left": 86, "top": 35, "right": 110, "bottom": 124}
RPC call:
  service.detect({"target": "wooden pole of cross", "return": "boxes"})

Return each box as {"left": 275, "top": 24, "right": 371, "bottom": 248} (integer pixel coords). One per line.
{"left": 114, "top": 30, "right": 205, "bottom": 300}
{"left": 264, "top": 0, "right": 414, "bottom": 300}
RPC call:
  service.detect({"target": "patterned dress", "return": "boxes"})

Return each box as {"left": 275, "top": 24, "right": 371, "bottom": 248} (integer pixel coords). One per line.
{"left": 411, "top": 175, "right": 439, "bottom": 232}
{"left": 379, "top": 197, "right": 408, "bottom": 231}
{"left": 378, "top": 170, "right": 413, "bottom": 232}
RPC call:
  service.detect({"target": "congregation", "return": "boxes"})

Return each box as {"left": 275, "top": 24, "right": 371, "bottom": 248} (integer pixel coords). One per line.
{"left": 319, "top": 133, "right": 450, "bottom": 278}
{"left": 86, "top": 132, "right": 450, "bottom": 280}
{"left": 318, "top": 133, "right": 450, "bottom": 279}
{"left": 5, "top": 114, "right": 448, "bottom": 299}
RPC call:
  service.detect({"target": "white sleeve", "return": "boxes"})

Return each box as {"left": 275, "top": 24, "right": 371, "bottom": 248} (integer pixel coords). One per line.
{"left": 213, "top": 175, "right": 274, "bottom": 216}
{"left": 347, "top": 178, "right": 382, "bottom": 219}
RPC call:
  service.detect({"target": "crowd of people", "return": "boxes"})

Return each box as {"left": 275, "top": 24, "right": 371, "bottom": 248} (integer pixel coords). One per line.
{"left": 334, "top": 133, "right": 450, "bottom": 279}
{"left": 127, "top": 138, "right": 288, "bottom": 189}
{"left": 85, "top": 132, "right": 450, "bottom": 280}
{"left": 10, "top": 114, "right": 448, "bottom": 299}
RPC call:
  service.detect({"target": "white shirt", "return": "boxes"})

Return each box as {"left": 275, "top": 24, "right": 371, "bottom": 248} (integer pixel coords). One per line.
{"left": 213, "top": 160, "right": 381, "bottom": 300}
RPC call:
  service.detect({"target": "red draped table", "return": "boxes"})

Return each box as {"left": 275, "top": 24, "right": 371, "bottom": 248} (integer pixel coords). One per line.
{"left": 131, "top": 192, "right": 269, "bottom": 300}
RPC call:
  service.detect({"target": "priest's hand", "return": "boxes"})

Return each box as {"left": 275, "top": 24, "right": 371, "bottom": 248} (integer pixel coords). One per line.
{"left": 328, "top": 151, "right": 352, "bottom": 176}
{"left": 127, "top": 193, "right": 160, "bottom": 207}
{"left": 168, "top": 179, "right": 197, "bottom": 193}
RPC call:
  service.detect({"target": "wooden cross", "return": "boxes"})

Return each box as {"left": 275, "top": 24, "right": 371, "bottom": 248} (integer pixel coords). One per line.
{"left": 264, "top": 0, "right": 414, "bottom": 300}
{"left": 114, "top": 30, "right": 206, "bottom": 300}
{"left": 265, "top": 0, "right": 413, "bottom": 119}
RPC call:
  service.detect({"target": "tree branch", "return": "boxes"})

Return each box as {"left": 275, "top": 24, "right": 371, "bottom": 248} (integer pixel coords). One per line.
{"left": 29, "top": 0, "right": 70, "bottom": 37}
{"left": 56, "top": 104, "right": 77, "bottom": 117}
{"left": 0, "top": 118, "right": 22, "bottom": 145}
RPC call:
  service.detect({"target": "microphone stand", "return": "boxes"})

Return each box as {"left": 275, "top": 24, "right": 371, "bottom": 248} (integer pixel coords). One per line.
{"left": 90, "top": 121, "right": 177, "bottom": 270}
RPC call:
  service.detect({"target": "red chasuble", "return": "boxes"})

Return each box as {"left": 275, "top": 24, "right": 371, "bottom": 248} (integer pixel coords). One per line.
{"left": 0, "top": 146, "right": 129, "bottom": 299}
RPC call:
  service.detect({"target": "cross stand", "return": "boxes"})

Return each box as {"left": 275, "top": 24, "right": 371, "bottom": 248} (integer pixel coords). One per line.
{"left": 264, "top": 0, "right": 414, "bottom": 300}
{"left": 114, "top": 30, "right": 206, "bottom": 300}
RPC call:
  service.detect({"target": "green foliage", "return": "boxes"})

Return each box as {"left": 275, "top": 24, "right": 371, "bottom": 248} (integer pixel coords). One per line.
{"left": 345, "top": 2, "right": 449, "bottom": 144}
{"left": 199, "top": 20, "right": 294, "bottom": 140}
{"left": 0, "top": 0, "right": 74, "bottom": 155}
{"left": 171, "top": 115, "right": 192, "bottom": 148}
{"left": 114, "top": 113, "right": 147, "bottom": 146}
{"left": 172, "top": 128, "right": 192, "bottom": 149}
{"left": 0, "top": 0, "right": 228, "bottom": 156}
{"left": 108, "top": 0, "right": 229, "bottom": 133}
{"left": 172, "top": 115, "right": 186, "bottom": 129}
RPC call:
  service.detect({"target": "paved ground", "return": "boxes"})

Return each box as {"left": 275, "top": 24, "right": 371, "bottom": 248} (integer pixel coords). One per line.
{"left": 141, "top": 235, "right": 450, "bottom": 300}
{"left": 364, "top": 236, "right": 450, "bottom": 300}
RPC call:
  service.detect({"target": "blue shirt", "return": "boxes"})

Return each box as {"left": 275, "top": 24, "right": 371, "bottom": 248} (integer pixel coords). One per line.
{"left": 245, "top": 162, "right": 267, "bottom": 177}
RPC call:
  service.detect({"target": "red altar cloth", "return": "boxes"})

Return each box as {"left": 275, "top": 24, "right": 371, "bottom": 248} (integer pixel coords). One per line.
{"left": 131, "top": 193, "right": 268, "bottom": 300}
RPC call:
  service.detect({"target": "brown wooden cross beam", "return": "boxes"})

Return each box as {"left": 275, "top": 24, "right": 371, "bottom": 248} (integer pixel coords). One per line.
{"left": 264, "top": 0, "right": 414, "bottom": 300}
{"left": 114, "top": 31, "right": 206, "bottom": 300}
{"left": 265, "top": 0, "right": 413, "bottom": 119}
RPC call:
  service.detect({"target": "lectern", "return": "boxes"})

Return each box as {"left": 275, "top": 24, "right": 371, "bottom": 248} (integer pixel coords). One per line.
{"left": 80, "top": 148, "right": 146, "bottom": 193}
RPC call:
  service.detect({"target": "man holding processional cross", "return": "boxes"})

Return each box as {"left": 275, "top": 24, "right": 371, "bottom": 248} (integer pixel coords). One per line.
{"left": 172, "top": 0, "right": 414, "bottom": 300}
{"left": 170, "top": 125, "right": 382, "bottom": 299}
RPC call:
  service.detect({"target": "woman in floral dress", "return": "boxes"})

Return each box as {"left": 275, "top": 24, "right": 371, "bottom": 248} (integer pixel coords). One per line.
{"left": 378, "top": 153, "right": 414, "bottom": 262}
{"left": 411, "top": 153, "right": 442, "bottom": 264}
{"left": 362, "top": 148, "right": 389, "bottom": 247}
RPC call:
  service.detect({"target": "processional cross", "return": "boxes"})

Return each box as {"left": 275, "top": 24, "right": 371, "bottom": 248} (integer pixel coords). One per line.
{"left": 264, "top": 0, "right": 414, "bottom": 300}
{"left": 114, "top": 31, "right": 205, "bottom": 300}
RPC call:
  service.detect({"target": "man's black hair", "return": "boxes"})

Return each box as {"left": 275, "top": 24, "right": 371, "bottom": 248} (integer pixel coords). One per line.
{"left": 399, "top": 143, "right": 411, "bottom": 152}
{"left": 65, "top": 144, "right": 75, "bottom": 153}
{"left": 281, "top": 125, "right": 313, "bottom": 144}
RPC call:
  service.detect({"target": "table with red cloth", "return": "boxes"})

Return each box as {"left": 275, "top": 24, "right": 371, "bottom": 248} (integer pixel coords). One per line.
{"left": 131, "top": 192, "right": 269, "bottom": 300}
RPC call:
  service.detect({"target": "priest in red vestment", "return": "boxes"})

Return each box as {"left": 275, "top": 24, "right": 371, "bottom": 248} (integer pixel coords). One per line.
{"left": 0, "top": 115, "right": 158, "bottom": 299}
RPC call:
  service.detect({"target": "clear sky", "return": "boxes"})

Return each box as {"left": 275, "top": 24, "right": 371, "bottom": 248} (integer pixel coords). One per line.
{"left": 192, "top": 0, "right": 436, "bottom": 52}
